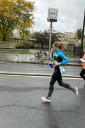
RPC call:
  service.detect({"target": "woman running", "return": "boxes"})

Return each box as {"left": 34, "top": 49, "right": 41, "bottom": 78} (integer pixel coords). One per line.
{"left": 41, "top": 41, "right": 79, "bottom": 102}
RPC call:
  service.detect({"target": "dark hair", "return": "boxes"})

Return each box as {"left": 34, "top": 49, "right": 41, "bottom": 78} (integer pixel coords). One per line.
{"left": 53, "top": 41, "right": 67, "bottom": 50}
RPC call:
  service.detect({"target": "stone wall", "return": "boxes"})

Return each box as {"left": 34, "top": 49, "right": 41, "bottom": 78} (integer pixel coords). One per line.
{"left": 0, "top": 41, "right": 16, "bottom": 48}
{"left": 0, "top": 53, "right": 35, "bottom": 63}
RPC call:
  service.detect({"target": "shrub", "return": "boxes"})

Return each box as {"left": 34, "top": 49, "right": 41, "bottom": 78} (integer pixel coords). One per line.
{"left": 16, "top": 41, "right": 30, "bottom": 49}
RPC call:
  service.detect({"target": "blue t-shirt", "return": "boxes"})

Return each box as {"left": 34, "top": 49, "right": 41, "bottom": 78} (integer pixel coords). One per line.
{"left": 53, "top": 50, "right": 69, "bottom": 65}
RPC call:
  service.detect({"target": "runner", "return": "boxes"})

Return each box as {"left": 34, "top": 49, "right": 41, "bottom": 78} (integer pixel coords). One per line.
{"left": 41, "top": 41, "right": 79, "bottom": 102}
{"left": 80, "top": 46, "right": 85, "bottom": 84}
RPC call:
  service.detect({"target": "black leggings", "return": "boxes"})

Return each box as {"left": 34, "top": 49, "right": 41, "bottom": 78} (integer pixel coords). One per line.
{"left": 80, "top": 69, "right": 85, "bottom": 80}
{"left": 48, "top": 66, "right": 74, "bottom": 97}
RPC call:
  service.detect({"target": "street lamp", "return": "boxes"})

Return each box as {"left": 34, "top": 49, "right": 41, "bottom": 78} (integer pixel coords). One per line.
{"left": 80, "top": 11, "right": 85, "bottom": 57}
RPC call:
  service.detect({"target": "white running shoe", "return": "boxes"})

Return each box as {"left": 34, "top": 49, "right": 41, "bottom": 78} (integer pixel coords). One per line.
{"left": 41, "top": 96, "right": 51, "bottom": 102}
{"left": 74, "top": 87, "right": 79, "bottom": 96}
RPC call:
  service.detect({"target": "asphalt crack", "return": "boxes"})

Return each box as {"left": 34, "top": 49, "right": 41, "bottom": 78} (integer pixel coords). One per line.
{"left": 0, "top": 104, "right": 83, "bottom": 115}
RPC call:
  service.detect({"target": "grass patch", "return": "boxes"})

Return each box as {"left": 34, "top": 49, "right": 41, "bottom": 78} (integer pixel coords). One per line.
{"left": 0, "top": 49, "right": 29, "bottom": 54}
{"left": 64, "top": 51, "right": 74, "bottom": 57}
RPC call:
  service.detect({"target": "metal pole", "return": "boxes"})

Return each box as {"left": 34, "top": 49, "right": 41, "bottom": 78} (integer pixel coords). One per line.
{"left": 80, "top": 11, "right": 85, "bottom": 58}
{"left": 49, "top": 21, "right": 52, "bottom": 59}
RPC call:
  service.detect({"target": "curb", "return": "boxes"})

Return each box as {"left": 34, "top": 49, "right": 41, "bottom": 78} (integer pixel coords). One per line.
{"left": 0, "top": 71, "right": 81, "bottom": 78}
{"left": 0, "top": 60, "right": 82, "bottom": 66}
{"left": 25, "top": 61, "right": 82, "bottom": 66}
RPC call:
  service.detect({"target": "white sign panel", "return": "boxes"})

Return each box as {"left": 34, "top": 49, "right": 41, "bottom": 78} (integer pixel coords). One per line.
{"left": 47, "top": 8, "right": 58, "bottom": 22}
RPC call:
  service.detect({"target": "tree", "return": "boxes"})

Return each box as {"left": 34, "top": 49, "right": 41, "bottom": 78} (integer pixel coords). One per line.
{"left": 0, "top": 0, "right": 34, "bottom": 41}
{"left": 32, "top": 30, "right": 61, "bottom": 49}
{"left": 0, "top": 0, "right": 15, "bottom": 41}
{"left": 76, "top": 29, "right": 82, "bottom": 40}
{"left": 15, "top": 0, "right": 34, "bottom": 40}
{"left": 32, "top": 31, "right": 46, "bottom": 49}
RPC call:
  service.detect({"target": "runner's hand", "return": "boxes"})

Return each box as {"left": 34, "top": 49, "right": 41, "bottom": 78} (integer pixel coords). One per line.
{"left": 54, "top": 62, "right": 60, "bottom": 66}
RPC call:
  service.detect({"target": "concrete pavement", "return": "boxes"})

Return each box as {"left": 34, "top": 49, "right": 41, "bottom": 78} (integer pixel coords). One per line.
{"left": 0, "top": 74, "right": 85, "bottom": 128}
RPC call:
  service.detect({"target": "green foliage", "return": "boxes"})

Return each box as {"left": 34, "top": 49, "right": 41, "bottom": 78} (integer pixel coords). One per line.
{"left": 76, "top": 29, "right": 82, "bottom": 40}
{"left": 0, "top": 49, "right": 29, "bottom": 53}
{"left": 16, "top": 41, "right": 32, "bottom": 49}
{"left": 0, "top": 0, "right": 34, "bottom": 41}
{"left": 32, "top": 30, "right": 61, "bottom": 49}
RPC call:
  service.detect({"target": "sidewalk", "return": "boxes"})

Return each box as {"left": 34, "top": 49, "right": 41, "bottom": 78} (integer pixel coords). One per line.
{"left": 0, "top": 61, "right": 82, "bottom": 78}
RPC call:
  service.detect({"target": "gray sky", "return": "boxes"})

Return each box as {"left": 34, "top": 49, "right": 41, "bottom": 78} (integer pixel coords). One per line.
{"left": 31, "top": 0, "right": 85, "bottom": 33}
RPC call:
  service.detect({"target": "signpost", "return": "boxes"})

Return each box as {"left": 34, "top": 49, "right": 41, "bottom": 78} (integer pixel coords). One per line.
{"left": 80, "top": 11, "right": 85, "bottom": 58}
{"left": 47, "top": 8, "right": 58, "bottom": 22}
{"left": 47, "top": 8, "right": 58, "bottom": 58}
